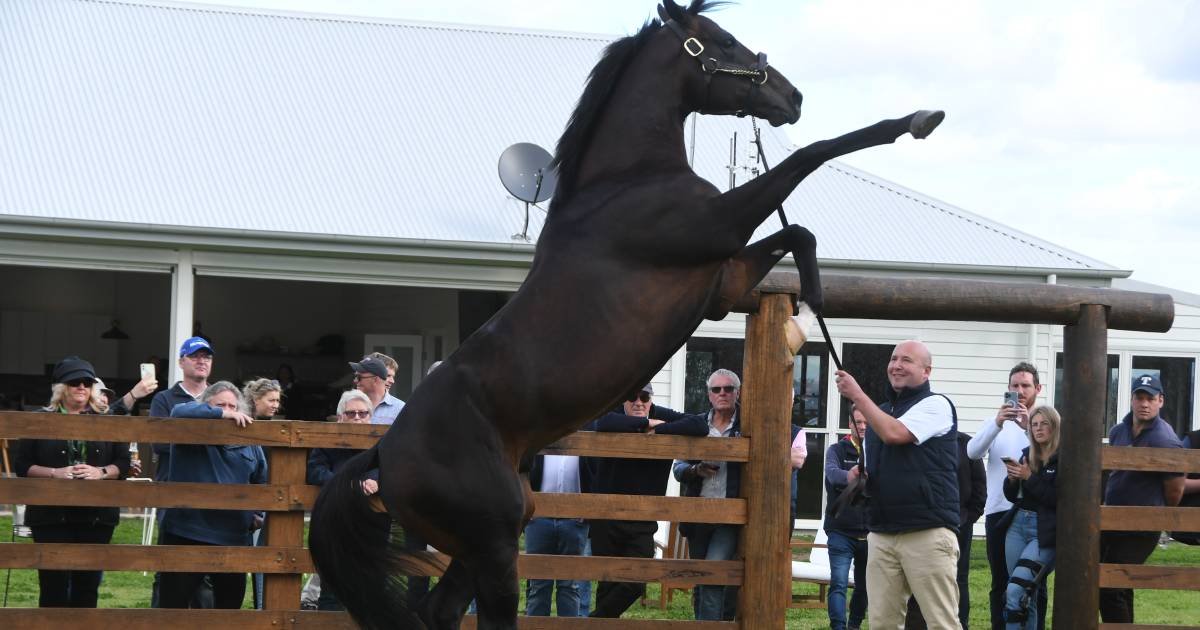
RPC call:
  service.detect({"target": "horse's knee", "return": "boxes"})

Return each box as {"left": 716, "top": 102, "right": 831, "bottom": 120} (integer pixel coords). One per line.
{"left": 784, "top": 223, "right": 816, "bottom": 251}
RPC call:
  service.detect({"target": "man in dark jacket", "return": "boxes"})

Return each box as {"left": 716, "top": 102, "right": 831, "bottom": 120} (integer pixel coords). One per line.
{"left": 836, "top": 340, "right": 960, "bottom": 629}
{"left": 823, "top": 405, "right": 870, "bottom": 630}
{"left": 587, "top": 383, "right": 707, "bottom": 618}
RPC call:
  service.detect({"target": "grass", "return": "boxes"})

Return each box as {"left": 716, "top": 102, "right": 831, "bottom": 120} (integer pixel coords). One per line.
{"left": 2, "top": 516, "right": 1198, "bottom": 627}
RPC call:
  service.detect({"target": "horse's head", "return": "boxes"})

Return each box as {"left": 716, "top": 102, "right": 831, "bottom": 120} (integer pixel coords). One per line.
{"left": 657, "top": 1, "right": 802, "bottom": 126}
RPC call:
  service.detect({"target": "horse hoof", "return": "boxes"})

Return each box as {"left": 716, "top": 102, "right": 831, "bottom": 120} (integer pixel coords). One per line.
{"left": 909, "top": 110, "right": 945, "bottom": 139}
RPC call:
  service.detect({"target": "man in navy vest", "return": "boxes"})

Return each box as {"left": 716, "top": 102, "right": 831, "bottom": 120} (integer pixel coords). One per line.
{"left": 836, "top": 340, "right": 960, "bottom": 630}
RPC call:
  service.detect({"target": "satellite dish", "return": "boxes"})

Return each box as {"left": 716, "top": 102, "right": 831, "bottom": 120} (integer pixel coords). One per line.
{"left": 498, "top": 143, "right": 557, "bottom": 203}
{"left": 498, "top": 143, "right": 557, "bottom": 242}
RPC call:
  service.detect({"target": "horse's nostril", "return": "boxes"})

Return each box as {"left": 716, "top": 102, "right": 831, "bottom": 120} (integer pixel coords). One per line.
{"left": 792, "top": 89, "right": 803, "bottom": 112}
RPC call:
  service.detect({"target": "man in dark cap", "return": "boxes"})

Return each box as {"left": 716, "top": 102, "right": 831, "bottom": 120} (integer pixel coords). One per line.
{"left": 349, "top": 356, "right": 404, "bottom": 425}
{"left": 1099, "top": 374, "right": 1184, "bottom": 623}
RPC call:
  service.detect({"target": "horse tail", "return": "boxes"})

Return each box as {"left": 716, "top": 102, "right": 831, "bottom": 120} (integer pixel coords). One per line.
{"left": 309, "top": 444, "right": 419, "bottom": 629}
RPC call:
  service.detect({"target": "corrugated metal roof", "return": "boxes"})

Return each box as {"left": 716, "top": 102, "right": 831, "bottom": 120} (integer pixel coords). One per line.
{"left": 0, "top": 0, "right": 1116, "bottom": 272}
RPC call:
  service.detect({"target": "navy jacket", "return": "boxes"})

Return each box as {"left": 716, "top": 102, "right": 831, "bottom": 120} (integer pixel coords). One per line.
{"left": 865, "top": 381, "right": 960, "bottom": 533}
{"left": 160, "top": 401, "right": 269, "bottom": 546}
{"left": 958, "top": 432, "right": 987, "bottom": 527}
{"left": 149, "top": 382, "right": 202, "bottom": 481}
{"left": 587, "top": 405, "right": 707, "bottom": 499}
{"left": 823, "top": 435, "right": 869, "bottom": 538}
{"left": 1003, "top": 447, "right": 1058, "bottom": 548}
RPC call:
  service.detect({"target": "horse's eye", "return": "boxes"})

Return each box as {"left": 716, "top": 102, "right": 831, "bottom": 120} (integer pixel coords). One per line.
{"left": 724, "top": 37, "right": 736, "bottom": 48}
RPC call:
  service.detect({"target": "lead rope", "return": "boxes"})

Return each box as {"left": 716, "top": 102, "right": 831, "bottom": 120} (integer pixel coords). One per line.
{"left": 749, "top": 118, "right": 843, "bottom": 372}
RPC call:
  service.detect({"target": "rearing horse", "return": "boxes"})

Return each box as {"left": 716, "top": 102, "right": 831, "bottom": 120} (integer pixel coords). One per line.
{"left": 309, "top": 2, "right": 943, "bottom": 628}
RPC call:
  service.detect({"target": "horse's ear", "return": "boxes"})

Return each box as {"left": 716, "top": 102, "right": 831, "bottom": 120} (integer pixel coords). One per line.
{"left": 660, "top": 0, "right": 686, "bottom": 23}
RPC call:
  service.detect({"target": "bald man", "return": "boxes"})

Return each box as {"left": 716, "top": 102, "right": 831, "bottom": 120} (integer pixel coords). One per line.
{"left": 836, "top": 341, "right": 961, "bottom": 630}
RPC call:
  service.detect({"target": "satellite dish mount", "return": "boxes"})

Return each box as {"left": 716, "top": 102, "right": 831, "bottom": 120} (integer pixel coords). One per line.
{"left": 498, "top": 143, "right": 558, "bottom": 242}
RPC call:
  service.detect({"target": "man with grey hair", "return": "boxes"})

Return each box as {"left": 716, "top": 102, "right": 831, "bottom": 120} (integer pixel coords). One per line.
{"left": 672, "top": 368, "right": 742, "bottom": 620}
{"left": 835, "top": 340, "right": 961, "bottom": 630}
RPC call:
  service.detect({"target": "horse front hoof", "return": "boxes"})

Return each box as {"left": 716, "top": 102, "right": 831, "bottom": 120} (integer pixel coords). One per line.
{"left": 909, "top": 110, "right": 945, "bottom": 139}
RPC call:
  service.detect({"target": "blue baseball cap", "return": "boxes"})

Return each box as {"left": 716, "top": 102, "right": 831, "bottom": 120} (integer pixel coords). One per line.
{"left": 1131, "top": 373, "right": 1163, "bottom": 396}
{"left": 179, "top": 336, "right": 214, "bottom": 358}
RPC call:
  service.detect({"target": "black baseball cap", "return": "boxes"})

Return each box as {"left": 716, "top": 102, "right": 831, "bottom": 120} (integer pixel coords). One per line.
{"left": 52, "top": 356, "right": 97, "bottom": 384}
{"left": 349, "top": 357, "right": 389, "bottom": 380}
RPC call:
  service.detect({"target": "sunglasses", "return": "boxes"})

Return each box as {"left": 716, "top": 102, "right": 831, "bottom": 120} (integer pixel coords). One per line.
{"left": 342, "top": 409, "right": 371, "bottom": 419}
{"left": 709, "top": 385, "right": 738, "bottom": 394}
{"left": 353, "top": 374, "right": 378, "bottom": 382}
{"left": 626, "top": 392, "right": 651, "bottom": 403}
{"left": 65, "top": 379, "right": 96, "bottom": 388}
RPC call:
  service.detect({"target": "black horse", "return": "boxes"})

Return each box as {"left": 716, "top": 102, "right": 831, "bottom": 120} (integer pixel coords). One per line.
{"left": 309, "top": 2, "right": 943, "bottom": 628}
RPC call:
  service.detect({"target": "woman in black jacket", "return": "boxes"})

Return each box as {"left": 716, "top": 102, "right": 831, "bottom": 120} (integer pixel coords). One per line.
{"left": 12, "top": 356, "right": 130, "bottom": 607}
{"left": 1001, "top": 405, "right": 1060, "bottom": 630}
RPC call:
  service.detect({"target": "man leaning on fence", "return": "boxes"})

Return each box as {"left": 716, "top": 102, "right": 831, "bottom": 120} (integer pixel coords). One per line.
{"left": 1098, "top": 374, "right": 1184, "bottom": 623}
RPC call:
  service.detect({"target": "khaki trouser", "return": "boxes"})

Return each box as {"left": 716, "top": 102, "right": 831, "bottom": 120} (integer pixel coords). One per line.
{"left": 867, "top": 527, "right": 960, "bottom": 630}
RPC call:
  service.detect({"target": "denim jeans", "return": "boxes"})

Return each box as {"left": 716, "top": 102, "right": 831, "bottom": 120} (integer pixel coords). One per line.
{"left": 577, "top": 537, "right": 592, "bottom": 616}
{"left": 685, "top": 524, "right": 739, "bottom": 620}
{"left": 524, "top": 517, "right": 588, "bottom": 616}
{"left": 827, "top": 531, "right": 868, "bottom": 630}
{"left": 1004, "top": 510, "right": 1054, "bottom": 630}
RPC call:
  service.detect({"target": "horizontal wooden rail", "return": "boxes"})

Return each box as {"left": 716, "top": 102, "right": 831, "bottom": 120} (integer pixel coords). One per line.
{"left": 1098, "top": 563, "right": 1200, "bottom": 590}
{"left": 1100, "top": 506, "right": 1200, "bottom": 533}
{"left": 0, "top": 609, "right": 734, "bottom": 629}
{"left": 1102, "top": 446, "right": 1200, "bottom": 473}
{"left": 0, "top": 477, "right": 317, "bottom": 511}
{"left": 0, "top": 544, "right": 311, "bottom": 573}
{"left": 0, "top": 545, "right": 743, "bottom": 585}
{"left": 1099, "top": 625, "right": 1194, "bottom": 630}
{"left": 0, "top": 412, "right": 749, "bottom": 461}
{"left": 0, "top": 477, "right": 744, "bottom": 524}
{"left": 738, "top": 272, "right": 1175, "bottom": 332}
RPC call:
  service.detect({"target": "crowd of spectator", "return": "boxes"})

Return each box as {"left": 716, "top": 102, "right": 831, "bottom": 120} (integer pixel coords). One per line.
{"left": 4, "top": 337, "right": 1198, "bottom": 625}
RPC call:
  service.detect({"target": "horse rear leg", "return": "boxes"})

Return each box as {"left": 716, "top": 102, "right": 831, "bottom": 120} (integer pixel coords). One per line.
{"left": 417, "top": 559, "right": 475, "bottom": 630}
{"left": 706, "top": 224, "right": 820, "bottom": 320}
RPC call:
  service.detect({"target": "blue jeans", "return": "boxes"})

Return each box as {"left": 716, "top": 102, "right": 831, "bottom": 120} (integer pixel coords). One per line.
{"left": 577, "top": 537, "right": 592, "bottom": 616}
{"left": 1004, "top": 510, "right": 1054, "bottom": 630}
{"left": 686, "top": 524, "right": 739, "bottom": 621}
{"left": 827, "top": 531, "right": 868, "bottom": 630}
{"left": 524, "top": 517, "right": 588, "bottom": 616}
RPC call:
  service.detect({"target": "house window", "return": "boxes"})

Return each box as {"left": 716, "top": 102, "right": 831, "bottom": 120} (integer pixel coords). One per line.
{"left": 793, "top": 432, "right": 826, "bottom": 520}
{"left": 792, "top": 343, "right": 828, "bottom": 428}
{"left": 837, "top": 343, "right": 894, "bottom": 429}
{"left": 1130, "top": 356, "right": 1195, "bottom": 437}
{"left": 684, "top": 337, "right": 744, "bottom": 414}
{"left": 1054, "top": 353, "right": 1120, "bottom": 433}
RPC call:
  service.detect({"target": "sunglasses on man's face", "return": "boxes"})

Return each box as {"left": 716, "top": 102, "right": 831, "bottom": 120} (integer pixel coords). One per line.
{"left": 65, "top": 379, "right": 96, "bottom": 388}
{"left": 341, "top": 409, "right": 371, "bottom": 419}
{"left": 709, "top": 385, "right": 737, "bottom": 394}
{"left": 626, "top": 392, "right": 651, "bottom": 403}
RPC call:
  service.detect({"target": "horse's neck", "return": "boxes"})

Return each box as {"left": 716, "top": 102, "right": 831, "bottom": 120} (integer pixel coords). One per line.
{"left": 575, "top": 73, "right": 691, "bottom": 188}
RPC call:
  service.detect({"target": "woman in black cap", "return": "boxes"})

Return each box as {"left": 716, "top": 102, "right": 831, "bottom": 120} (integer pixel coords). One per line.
{"left": 12, "top": 356, "right": 131, "bottom": 607}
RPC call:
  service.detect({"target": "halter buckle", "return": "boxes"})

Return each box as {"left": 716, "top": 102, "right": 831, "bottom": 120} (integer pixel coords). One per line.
{"left": 683, "top": 37, "right": 704, "bottom": 57}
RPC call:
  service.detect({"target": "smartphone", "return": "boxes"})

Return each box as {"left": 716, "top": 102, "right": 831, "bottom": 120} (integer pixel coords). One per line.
{"left": 1000, "top": 456, "right": 1015, "bottom": 464}
{"left": 140, "top": 363, "right": 156, "bottom": 382}
{"left": 1003, "top": 391, "right": 1019, "bottom": 407}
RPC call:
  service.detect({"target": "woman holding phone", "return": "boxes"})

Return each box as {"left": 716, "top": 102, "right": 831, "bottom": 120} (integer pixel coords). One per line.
{"left": 1001, "top": 406, "right": 1061, "bottom": 629}
{"left": 12, "top": 356, "right": 131, "bottom": 607}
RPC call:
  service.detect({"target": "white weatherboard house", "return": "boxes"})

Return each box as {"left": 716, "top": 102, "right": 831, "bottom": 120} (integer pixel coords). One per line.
{"left": 2, "top": 0, "right": 1197, "bottom": 530}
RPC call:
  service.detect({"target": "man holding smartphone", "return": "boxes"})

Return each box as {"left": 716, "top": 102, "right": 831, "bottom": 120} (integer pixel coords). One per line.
{"left": 966, "top": 361, "right": 1043, "bottom": 630}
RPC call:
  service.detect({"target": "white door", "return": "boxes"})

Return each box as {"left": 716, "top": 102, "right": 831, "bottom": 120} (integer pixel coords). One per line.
{"left": 363, "top": 334, "right": 422, "bottom": 401}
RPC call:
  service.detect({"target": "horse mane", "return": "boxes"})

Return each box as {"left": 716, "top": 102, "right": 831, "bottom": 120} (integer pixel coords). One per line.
{"left": 549, "top": 1, "right": 726, "bottom": 208}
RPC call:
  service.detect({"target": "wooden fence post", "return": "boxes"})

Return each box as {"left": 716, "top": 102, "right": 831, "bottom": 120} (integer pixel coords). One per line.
{"left": 737, "top": 292, "right": 794, "bottom": 629}
{"left": 1054, "top": 304, "right": 1108, "bottom": 630}
{"left": 263, "top": 443, "right": 307, "bottom": 610}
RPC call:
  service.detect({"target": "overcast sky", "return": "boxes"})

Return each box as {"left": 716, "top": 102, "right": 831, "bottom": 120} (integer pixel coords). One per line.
{"left": 194, "top": 0, "right": 1200, "bottom": 294}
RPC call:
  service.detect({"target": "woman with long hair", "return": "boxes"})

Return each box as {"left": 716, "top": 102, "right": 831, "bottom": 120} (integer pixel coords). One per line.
{"left": 12, "top": 356, "right": 130, "bottom": 607}
{"left": 243, "top": 378, "right": 283, "bottom": 420}
{"left": 1001, "top": 405, "right": 1061, "bottom": 629}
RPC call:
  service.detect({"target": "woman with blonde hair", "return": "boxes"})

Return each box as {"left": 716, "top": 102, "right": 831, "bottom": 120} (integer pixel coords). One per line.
{"left": 12, "top": 356, "right": 130, "bottom": 607}
{"left": 1001, "top": 405, "right": 1061, "bottom": 629}
{"left": 243, "top": 378, "right": 283, "bottom": 420}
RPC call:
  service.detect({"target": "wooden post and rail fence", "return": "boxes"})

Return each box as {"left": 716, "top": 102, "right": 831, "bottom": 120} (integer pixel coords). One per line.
{"left": 0, "top": 274, "right": 1194, "bottom": 629}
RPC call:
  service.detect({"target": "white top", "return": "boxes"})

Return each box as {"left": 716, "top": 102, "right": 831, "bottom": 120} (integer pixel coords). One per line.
{"left": 540, "top": 455, "right": 581, "bottom": 494}
{"left": 966, "top": 417, "right": 1030, "bottom": 515}
{"left": 896, "top": 395, "right": 954, "bottom": 444}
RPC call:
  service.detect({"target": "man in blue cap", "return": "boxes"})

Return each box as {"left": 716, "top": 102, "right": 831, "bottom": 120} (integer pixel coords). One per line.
{"left": 148, "top": 336, "right": 216, "bottom": 608}
{"left": 1099, "top": 373, "right": 1184, "bottom": 623}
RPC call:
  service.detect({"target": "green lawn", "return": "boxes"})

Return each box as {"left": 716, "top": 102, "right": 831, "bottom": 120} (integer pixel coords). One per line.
{"left": 2, "top": 516, "right": 1197, "bottom": 627}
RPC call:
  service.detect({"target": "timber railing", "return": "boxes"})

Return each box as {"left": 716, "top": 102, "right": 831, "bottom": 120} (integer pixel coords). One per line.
{"left": 1097, "top": 446, "right": 1200, "bottom": 630}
